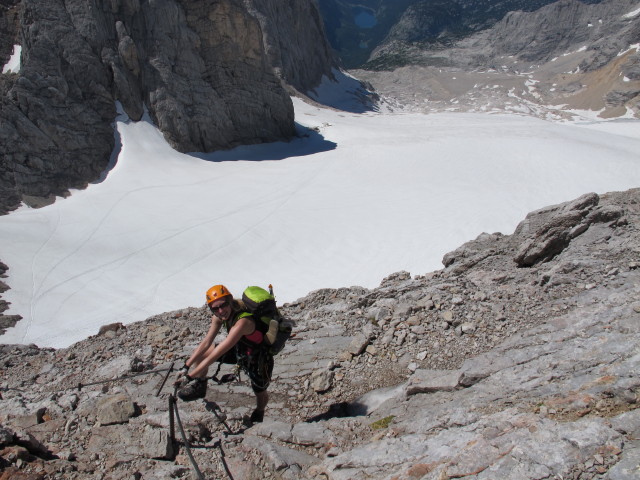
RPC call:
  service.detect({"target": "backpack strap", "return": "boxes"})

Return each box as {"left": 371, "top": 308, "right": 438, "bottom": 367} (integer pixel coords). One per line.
{"left": 227, "top": 310, "right": 267, "bottom": 347}
{"left": 222, "top": 300, "right": 246, "bottom": 331}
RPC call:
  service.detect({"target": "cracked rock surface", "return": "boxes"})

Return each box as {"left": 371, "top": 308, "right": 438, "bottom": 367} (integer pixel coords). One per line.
{"left": 2, "top": 188, "right": 640, "bottom": 479}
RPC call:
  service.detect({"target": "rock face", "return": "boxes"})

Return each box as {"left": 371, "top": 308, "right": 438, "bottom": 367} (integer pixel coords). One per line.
{"left": 0, "top": 0, "right": 20, "bottom": 67}
{"left": 0, "top": 0, "right": 117, "bottom": 213}
{"left": 475, "top": 0, "right": 639, "bottom": 67}
{"left": 0, "top": 260, "right": 20, "bottom": 336}
{"left": 382, "top": 0, "right": 467, "bottom": 46}
{"left": 319, "top": 0, "right": 609, "bottom": 69}
{"left": 2, "top": 187, "right": 640, "bottom": 479}
{"left": 0, "top": 0, "right": 335, "bottom": 213}
{"left": 511, "top": 192, "right": 625, "bottom": 267}
{"left": 371, "top": 0, "right": 637, "bottom": 69}
{"left": 246, "top": 0, "right": 336, "bottom": 92}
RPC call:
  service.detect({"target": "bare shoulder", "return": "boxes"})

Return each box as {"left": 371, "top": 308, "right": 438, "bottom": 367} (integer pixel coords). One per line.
{"left": 231, "top": 315, "right": 255, "bottom": 333}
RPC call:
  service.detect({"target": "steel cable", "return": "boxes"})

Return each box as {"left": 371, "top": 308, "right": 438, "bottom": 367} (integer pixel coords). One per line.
{"left": 169, "top": 394, "right": 206, "bottom": 480}
{"left": 1, "top": 364, "right": 174, "bottom": 401}
{"left": 4, "top": 362, "right": 237, "bottom": 479}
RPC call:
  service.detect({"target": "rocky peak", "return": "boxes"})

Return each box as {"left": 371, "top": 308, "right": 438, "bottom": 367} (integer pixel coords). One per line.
{"left": 383, "top": 0, "right": 466, "bottom": 46}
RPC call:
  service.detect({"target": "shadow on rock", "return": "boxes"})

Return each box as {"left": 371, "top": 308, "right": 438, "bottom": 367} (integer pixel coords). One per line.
{"left": 305, "top": 401, "right": 368, "bottom": 422}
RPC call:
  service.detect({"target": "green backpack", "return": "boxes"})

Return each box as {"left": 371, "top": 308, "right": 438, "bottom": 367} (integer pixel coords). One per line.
{"left": 241, "top": 286, "right": 292, "bottom": 355}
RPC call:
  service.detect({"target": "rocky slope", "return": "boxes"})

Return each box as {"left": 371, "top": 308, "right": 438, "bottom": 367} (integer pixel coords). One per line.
{"left": 0, "top": 0, "right": 335, "bottom": 214}
{"left": 356, "top": 0, "right": 640, "bottom": 120}
{"left": 2, "top": 187, "right": 640, "bottom": 479}
{"left": 317, "top": 0, "right": 417, "bottom": 68}
{"left": 317, "top": 0, "right": 607, "bottom": 69}
{"left": 370, "top": 0, "right": 639, "bottom": 70}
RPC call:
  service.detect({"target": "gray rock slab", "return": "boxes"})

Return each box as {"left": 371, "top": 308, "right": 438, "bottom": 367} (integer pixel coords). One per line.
{"left": 606, "top": 446, "right": 640, "bottom": 480}
{"left": 610, "top": 410, "right": 640, "bottom": 437}
{"left": 310, "top": 368, "right": 334, "bottom": 393}
{"left": 406, "top": 369, "right": 462, "bottom": 396}
{"left": 251, "top": 420, "right": 294, "bottom": 443}
{"left": 276, "top": 335, "right": 354, "bottom": 376}
{"left": 350, "top": 383, "right": 406, "bottom": 416}
{"left": 291, "top": 422, "right": 336, "bottom": 447}
{"left": 95, "top": 355, "right": 133, "bottom": 379}
{"left": 242, "top": 435, "right": 321, "bottom": 472}
{"left": 348, "top": 333, "right": 369, "bottom": 355}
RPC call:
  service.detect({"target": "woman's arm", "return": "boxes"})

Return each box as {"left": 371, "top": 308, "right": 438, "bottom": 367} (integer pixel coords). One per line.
{"left": 186, "top": 315, "right": 223, "bottom": 367}
{"left": 190, "top": 316, "right": 254, "bottom": 378}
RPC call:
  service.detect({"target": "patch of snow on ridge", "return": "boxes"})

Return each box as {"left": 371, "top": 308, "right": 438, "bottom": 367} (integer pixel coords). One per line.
{"left": 618, "top": 43, "right": 640, "bottom": 57}
{"left": 2, "top": 45, "right": 21, "bottom": 74}
{"left": 622, "top": 6, "right": 640, "bottom": 19}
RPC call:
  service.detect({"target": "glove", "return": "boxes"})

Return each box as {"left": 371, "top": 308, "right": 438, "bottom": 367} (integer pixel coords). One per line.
{"left": 174, "top": 365, "right": 190, "bottom": 386}
{"left": 175, "top": 374, "right": 192, "bottom": 388}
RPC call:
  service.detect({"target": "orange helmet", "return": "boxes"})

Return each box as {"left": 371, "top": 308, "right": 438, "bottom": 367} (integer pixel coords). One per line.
{"left": 206, "top": 285, "right": 232, "bottom": 305}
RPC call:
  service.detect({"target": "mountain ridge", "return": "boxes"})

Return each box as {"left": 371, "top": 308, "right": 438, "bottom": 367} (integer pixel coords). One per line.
{"left": 317, "top": 0, "right": 608, "bottom": 69}
{"left": 352, "top": 0, "right": 640, "bottom": 121}
{"left": 367, "top": 0, "right": 639, "bottom": 69}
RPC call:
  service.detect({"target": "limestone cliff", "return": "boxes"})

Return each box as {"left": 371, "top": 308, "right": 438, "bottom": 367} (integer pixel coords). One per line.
{"left": 246, "top": 0, "right": 337, "bottom": 92}
{"left": 0, "top": 0, "right": 20, "bottom": 67}
{"left": 0, "top": 0, "right": 335, "bottom": 213}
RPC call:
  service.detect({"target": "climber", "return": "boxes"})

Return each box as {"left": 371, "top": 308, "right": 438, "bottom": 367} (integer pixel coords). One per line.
{"left": 176, "top": 284, "right": 274, "bottom": 423}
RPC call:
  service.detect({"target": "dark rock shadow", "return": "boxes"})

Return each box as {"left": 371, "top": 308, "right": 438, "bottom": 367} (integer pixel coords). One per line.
{"left": 305, "top": 401, "right": 368, "bottom": 422}
{"left": 92, "top": 106, "right": 129, "bottom": 185}
{"left": 92, "top": 124, "right": 121, "bottom": 185}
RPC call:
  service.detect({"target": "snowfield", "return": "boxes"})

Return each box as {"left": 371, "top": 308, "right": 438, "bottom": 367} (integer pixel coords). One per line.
{"left": 1, "top": 94, "right": 640, "bottom": 348}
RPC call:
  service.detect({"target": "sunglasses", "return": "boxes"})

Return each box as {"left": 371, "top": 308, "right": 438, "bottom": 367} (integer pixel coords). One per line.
{"left": 209, "top": 302, "right": 229, "bottom": 313}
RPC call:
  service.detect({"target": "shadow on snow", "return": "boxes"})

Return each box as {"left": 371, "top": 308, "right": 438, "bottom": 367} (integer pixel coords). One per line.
{"left": 188, "top": 122, "right": 337, "bottom": 163}
{"left": 307, "top": 69, "right": 380, "bottom": 114}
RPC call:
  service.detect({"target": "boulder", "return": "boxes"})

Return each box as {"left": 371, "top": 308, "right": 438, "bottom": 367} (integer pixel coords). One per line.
{"left": 96, "top": 394, "right": 136, "bottom": 425}
{"left": 347, "top": 333, "right": 369, "bottom": 356}
{"left": 141, "top": 426, "right": 174, "bottom": 459}
{"left": 310, "top": 368, "right": 334, "bottom": 393}
{"left": 513, "top": 193, "right": 599, "bottom": 266}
